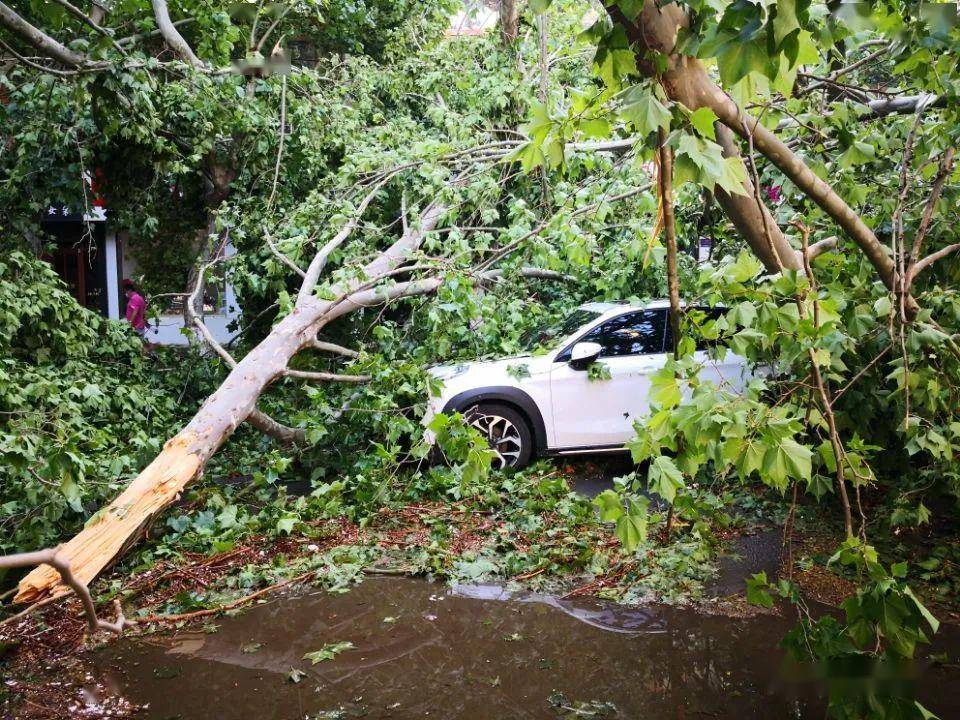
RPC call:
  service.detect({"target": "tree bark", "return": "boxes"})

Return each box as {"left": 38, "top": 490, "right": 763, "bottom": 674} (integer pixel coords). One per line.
{"left": 0, "top": 1, "right": 91, "bottom": 67}
{"left": 713, "top": 124, "right": 802, "bottom": 271}
{"left": 659, "top": 127, "right": 679, "bottom": 539}
{"left": 499, "top": 0, "right": 520, "bottom": 47}
{"left": 150, "top": 0, "right": 202, "bottom": 66}
{"left": 658, "top": 128, "right": 681, "bottom": 354}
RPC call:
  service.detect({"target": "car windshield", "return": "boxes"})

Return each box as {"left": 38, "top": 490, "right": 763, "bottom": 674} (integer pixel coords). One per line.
{"left": 517, "top": 309, "right": 601, "bottom": 353}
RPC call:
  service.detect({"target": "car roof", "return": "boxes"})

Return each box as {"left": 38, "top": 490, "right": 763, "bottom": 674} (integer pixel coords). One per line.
{"left": 578, "top": 299, "right": 671, "bottom": 315}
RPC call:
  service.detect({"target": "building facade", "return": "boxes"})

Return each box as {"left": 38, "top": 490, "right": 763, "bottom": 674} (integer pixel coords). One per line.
{"left": 43, "top": 205, "right": 240, "bottom": 346}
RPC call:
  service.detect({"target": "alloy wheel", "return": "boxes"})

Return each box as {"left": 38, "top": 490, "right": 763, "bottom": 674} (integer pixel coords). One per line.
{"left": 466, "top": 409, "right": 524, "bottom": 469}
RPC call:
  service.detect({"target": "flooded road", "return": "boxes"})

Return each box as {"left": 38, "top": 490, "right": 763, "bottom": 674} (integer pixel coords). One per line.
{"left": 91, "top": 577, "right": 960, "bottom": 719}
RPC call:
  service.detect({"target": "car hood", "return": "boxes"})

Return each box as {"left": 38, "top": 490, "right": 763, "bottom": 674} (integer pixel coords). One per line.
{"left": 428, "top": 353, "right": 553, "bottom": 380}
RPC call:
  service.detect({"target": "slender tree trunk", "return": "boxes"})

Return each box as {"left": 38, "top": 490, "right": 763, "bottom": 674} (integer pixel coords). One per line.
{"left": 499, "top": 0, "right": 520, "bottom": 47}
{"left": 659, "top": 127, "right": 680, "bottom": 539}
{"left": 659, "top": 128, "right": 681, "bottom": 357}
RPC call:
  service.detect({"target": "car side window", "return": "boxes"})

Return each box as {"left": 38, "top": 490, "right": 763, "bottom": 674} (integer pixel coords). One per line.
{"left": 559, "top": 310, "right": 667, "bottom": 360}
{"left": 664, "top": 306, "right": 726, "bottom": 351}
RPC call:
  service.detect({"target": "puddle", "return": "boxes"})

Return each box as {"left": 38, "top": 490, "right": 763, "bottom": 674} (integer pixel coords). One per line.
{"left": 93, "top": 577, "right": 960, "bottom": 719}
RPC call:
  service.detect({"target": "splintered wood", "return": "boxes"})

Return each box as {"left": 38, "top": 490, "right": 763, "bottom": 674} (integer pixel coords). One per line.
{"left": 16, "top": 434, "right": 203, "bottom": 604}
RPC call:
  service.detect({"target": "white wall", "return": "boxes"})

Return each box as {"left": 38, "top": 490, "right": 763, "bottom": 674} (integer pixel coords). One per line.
{"left": 118, "top": 232, "right": 242, "bottom": 347}
{"left": 146, "top": 277, "right": 240, "bottom": 346}
{"left": 104, "top": 231, "right": 120, "bottom": 320}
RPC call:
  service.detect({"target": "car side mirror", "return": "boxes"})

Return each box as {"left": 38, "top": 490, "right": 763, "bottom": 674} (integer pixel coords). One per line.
{"left": 568, "top": 341, "right": 602, "bottom": 371}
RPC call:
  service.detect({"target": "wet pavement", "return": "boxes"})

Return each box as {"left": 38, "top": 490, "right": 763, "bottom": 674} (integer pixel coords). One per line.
{"left": 91, "top": 576, "right": 960, "bottom": 720}
{"left": 562, "top": 454, "right": 783, "bottom": 599}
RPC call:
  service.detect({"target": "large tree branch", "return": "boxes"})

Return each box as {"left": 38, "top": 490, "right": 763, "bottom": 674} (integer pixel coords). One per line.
{"left": 0, "top": 36, "right": 77, "bottom": 75}
{"left": 713, "top": 124, "right": 802, "bottom": 271}
{"left": 908, "top": 243, "right": 960, "bottom": 284}
{"left": 308, "top": 340, "right": 361, "bottom": 358}
{"left": 15, "top": 198, "right": 449, "bottom": 604}
{"left": 283, "top": 369, "right": 371, "bottom": 383}
{"left": 807, "top": 236, "right": 839, "bottom": 260}
{"left": 264, "top": 227, "right": 306, "bottom": 278}
{"left": 608, "top": 1, "right": 917, "bottom": 313}
{"left": 573, "top": 95, "right": 947, "bottom": 157}
{"left": 296, "top": 174, "right": 397, "bottom": 305}
{"left": 477, "top": 267, "right": 573, "bottom": 283}
{"left": 0, "top": 547, "right": 130, "bottom": 633}
{"left": 246, "top": 408, "right": 306, "bottom": 443}
{"left": 0, "top": 1, "right": 93, "bottom": 67}
{"left": 50, "top": 0, "right": 125, "bottom": 55}
{"left": 150, "top": 0, "right": 202, "bottom": 66}
{"left": 185, "top": 255, "right": 305, "bottom": 444}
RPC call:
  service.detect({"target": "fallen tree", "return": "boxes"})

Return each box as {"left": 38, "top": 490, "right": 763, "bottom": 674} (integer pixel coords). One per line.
{"left": 15, "top": 189, "right": 445, "bottom": 602}
{"left": 602, "top": 1, "right": 913, "bottom": 308}
{"left": 13, "top": 180, "right": 585, "bottom": 602}
{"left": 9, "top": 0, "right": 959, "bottom": 612}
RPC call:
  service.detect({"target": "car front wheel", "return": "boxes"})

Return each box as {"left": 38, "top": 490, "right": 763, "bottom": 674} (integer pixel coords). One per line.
{"left": 464, "top": 403, "right": 533, "bottom": 470}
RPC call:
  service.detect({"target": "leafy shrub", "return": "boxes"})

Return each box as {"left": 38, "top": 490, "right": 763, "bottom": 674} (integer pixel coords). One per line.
{"left": 0, "top": 252, "right": 178, "bottom": 555}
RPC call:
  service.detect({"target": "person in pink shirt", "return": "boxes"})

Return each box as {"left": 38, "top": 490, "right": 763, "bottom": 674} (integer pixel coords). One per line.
{"left": 122, "top": 279, "right": 147, "bottom": 339}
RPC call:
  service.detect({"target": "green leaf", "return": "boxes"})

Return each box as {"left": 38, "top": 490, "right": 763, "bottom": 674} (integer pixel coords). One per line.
{"left": 587, "top": 362, "right": 612, "bottom": 382}
{"left": 718, "top": 40, "right": 770, "bottom": 87}
{"left": 276, "top": 516, "right": 297, "bottom": 534}
{"left": 580, "top": 117, "right": 611, "bottom": 139}
{"left": 904, "top": 586, "right": 940, "bottom": 634}
{"left": 715, "top": 156, "right": 750, "bottom": 196}
{"left": 676, "top": 134, "right": 727, "bottom": 190}
{"left": 616, "top": 508, "right": 647, "bottom": 552}
{"left": 529, "top": 0, "right": 553, "bottom": 13}
{"left": 805, "top": 474, "right": 834, "bottom": 500}
{"left": 874, "top": 295, "right": 892, "bottom": 317}
{"left": 594, "top": 26, "right": 638, "bottom": 88}
{"left": 648, "top": 455, "right": 685, "bottom": 504}
{"left": 688, "top": 107, "right": 718, "bottom": 140}
{"left": 593, "top": 489, "right": 624, "bottom": 522}
{"left": 512, "top": 141, "right": 547, "bottom": 172}
{"left": 782, "top": 438, "right": 813, "bottom": 479}
{"left": 506, "top": 363, "right": 531, "bottom": 380}
{"left": 772, "top": 0, "right": 800, "bottom": 45}
{"left": 303, "top": 641, "right": 354, "bottom": 665}
{"left": 728, "top": 251, "right": 764, "bottom": 282}
{"left": 839, "top": 141, "right": 876, "bottom": 168}
{"left": 620, "top": 86, "right": 671, "bottom": 136}
{"left": 615, "top": 0, "right": 645, "bottom": 21}
{"left": 746, "top": 572, "right": 775, "bottom": 608}
{"left": 59, "top": 474, "right": 83, "bottom": 513}
{"left": 649, "top": 368, "right": 682, "bottom": 408}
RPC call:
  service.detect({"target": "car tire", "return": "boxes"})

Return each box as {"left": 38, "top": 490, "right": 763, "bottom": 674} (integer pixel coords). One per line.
{"left": 464, "top": 402, "right": 534, "bottom": 470}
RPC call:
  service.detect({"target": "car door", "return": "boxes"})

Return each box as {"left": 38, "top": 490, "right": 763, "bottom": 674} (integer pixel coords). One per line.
{"left": 548, "top": 309, "right": 668, "bottom": 449}
{"left": 665, "top": 307, "right": 751, "bottom": 394}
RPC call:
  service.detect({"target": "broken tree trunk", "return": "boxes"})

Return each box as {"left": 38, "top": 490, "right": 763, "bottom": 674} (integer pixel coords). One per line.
{"left": 606, "top": 1, "right": 915, "bottom": 313}
{"left": 15, "top": 201, "right": 448, "bottom": 604}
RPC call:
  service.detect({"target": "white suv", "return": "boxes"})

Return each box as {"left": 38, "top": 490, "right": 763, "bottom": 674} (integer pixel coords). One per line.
{"left": 425, "top": 301, "right": 750, "bottom": 469}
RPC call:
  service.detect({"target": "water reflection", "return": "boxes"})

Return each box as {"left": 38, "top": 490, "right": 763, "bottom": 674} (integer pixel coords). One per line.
{"left": 92, "top": 577, "right": 957, "bottom": 719}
